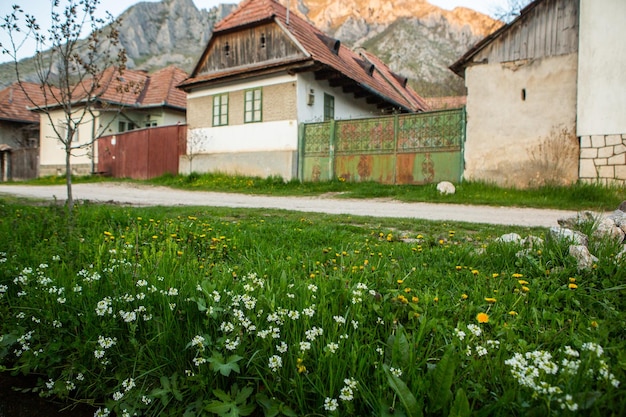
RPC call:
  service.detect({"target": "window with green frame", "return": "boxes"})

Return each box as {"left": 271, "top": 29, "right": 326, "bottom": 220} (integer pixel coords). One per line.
{"left": 324, "top": 93, "right": 335, "bottom": 121}
{"left": 212, "top": 93, "right": 229, "bottom": 126}
{"left": 244, "top": 88, "right": 262, "bottom": 123}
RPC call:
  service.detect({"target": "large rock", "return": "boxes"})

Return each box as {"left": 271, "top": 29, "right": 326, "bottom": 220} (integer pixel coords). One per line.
{"left": 569, "top": 245, "right": 598, "bottom": 270}
{"left": 550, "top": 227, "right": 588, "bottom": 246}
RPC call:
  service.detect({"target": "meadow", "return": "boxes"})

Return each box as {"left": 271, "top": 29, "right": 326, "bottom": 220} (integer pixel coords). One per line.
{"left": 0, "top": 197, "right": 624, "bottom": 417}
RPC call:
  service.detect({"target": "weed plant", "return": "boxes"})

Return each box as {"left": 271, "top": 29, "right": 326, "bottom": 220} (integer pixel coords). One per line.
{"left": 0, "top": 200, "right": 624, "bottom": 416}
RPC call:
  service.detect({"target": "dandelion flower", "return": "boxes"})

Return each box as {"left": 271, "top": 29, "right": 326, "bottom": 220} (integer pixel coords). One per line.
{"left": 476, "top": 312, "right": 489, "bottom": 323}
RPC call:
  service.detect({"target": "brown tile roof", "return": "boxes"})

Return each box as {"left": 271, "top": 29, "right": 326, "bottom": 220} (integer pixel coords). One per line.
{"left": 0, "top": 82, "right": 50, "bottom": 123}
{"left": 182, "top": 0, "right": 427, "bottom": 112}
{"left": 140, "top": 66, "right": 188, "bottom": 110}
{"left": 43, "top": 66, "right": 188, "bottom": 110}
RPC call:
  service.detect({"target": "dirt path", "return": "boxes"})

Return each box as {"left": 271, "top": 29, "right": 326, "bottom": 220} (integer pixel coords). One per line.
{"left": 0, "top": 182, "right": 585, "bottom": 227}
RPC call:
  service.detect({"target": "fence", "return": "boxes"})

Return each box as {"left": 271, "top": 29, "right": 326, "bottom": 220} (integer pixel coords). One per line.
{"left": 299, "top": 108, "right": 465, "bottom": 184}
{"left": 98, "top": 124, "right": 186, "bottom": 180}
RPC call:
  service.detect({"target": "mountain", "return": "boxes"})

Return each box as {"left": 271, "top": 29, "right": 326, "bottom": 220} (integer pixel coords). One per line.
{"left": 0, "top": 0, "right": 500, "bottom": 97}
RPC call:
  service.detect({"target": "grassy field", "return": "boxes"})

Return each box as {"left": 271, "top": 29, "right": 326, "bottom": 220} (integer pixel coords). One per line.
{"left": 16, "top": 173, "right": 625, "bottom": 211}
{"left": 0, "top": 195, "right": 624, "bottom": 417}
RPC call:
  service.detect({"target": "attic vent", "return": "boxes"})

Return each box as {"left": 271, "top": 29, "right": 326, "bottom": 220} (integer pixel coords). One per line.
{"left": 260, "top": 33, "right": 266, "bottom": 48}
{"left": 224, "top": 42, "right": 230, "bottom": 57}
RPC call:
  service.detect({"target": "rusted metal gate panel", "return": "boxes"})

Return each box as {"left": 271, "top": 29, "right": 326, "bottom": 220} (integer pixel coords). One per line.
{"left": 299, "top": 108, "right": 465, "bottom": 184}
{"left": 98, "top": 125, "right": 187, "bottom": 180}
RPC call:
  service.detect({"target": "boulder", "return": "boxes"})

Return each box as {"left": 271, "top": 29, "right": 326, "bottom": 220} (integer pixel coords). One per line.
{"left": 550, "top": 226, "right": 588, "bottom": 246}
{"left": 436, "top": 181, "right": 455, "bottom": 195}
{"left": 569, "top": 245, "right": 598, "bottom": 270}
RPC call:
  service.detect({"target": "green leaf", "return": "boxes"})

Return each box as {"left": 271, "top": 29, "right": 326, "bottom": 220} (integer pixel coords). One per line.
{"left": 449, "top": 388, "right": 471, "bottom": 417}
{"left": 428, "top": 348, "right": 456, "bottom": 413}
{"left": 208, "top": 352, "right": 243, "bottom": 376}
{"left": 384, "top": 364, "right": 423, "bottom": 417}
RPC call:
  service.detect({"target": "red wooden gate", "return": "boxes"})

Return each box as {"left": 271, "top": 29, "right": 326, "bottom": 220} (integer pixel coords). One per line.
{"left": 98, "top": 124, "right": 186, "bottom": 179}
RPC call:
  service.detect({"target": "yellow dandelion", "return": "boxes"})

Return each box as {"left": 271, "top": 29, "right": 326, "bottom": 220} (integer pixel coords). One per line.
{"left": 476, "top": 312, "right": 489, "bottom": 323}
{"left": 484, "top": 297, "right": 497, "bottom": 303}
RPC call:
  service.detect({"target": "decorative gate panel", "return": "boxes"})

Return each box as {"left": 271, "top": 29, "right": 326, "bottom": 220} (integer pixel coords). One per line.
{"left": 299, "top": 108, "right": 465, "bottom": 185}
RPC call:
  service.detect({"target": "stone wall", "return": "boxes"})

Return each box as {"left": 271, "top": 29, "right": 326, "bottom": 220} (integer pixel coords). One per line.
{"left": 579, "top": 134, "right": 626, "bottom": 185}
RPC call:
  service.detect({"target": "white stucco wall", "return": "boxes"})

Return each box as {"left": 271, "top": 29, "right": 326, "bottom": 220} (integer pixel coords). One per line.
{"left": 464, "top": 54, "right": 579, "bottom": 187}
{"left": 577, "top": 0, "right": 626, "bottom": 136}
{"left": 296, "top": 72, "right": 384, "bottom": 123}
{"left": 39, "top": 109, "right": 99, "bottom": 171}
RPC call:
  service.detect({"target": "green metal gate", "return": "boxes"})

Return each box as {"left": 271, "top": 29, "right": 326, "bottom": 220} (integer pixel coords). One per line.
{"left": 298, "top": 108, "right": 465, "bottom": 184}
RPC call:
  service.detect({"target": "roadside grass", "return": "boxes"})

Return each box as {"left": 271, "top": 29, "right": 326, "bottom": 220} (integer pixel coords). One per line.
{"left": 1, "top": 199, "right": 624, "bottom": 417}
{"left": 13, "top": 172, "right": 623, "bottom": 211}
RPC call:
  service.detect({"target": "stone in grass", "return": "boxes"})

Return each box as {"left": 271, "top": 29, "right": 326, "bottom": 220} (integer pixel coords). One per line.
{"left": 436, "top": 181, "right": 455, "bottom": 195}
{"left": 496, "top": 233, "right": 523, "bottom": 244}
{"left": 549, "top": 226, "right": 588, "bottom": 246}
{"left": 569, "top": 245, "right": 598, "bottom": 270}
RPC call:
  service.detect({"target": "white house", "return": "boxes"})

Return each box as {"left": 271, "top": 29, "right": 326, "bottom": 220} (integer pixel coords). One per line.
{"left": 178, "top": 0, "right": 427, "bottom": 179}
{"left": 38, "top": 66, "right": 187, "bottom": 177}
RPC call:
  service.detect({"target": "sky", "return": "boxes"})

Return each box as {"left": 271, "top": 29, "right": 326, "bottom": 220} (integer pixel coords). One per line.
{"left": 0, "top": 0, "right": 509, "bottom": 64}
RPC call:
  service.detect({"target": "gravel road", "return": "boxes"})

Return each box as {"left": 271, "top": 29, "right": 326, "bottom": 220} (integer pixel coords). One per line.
{"left": 0, "top": 182, "right": 584, "bottom": 227}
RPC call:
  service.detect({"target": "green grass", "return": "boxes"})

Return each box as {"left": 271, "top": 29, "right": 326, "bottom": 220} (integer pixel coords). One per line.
{"left": 1, "top": 199, "right": 624, "bottom": 417}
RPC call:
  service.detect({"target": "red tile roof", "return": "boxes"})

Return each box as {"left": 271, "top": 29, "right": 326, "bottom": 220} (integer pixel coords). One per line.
{"left": 182, "top": 0, "right": 427, "bottom": 112}
{"left": 0, "top": 82, "right": 51, "bottom": 123}
{"left": 41, "top": 66, "right": 188, "bottom": 110}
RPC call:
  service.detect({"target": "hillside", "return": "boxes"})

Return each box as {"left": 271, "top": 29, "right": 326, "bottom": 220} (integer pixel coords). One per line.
{"left": 0, "top": 0, "right": 500, "bottom": 97}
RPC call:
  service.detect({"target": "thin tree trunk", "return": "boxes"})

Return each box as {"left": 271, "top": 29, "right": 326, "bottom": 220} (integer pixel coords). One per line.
{"left": 65, "top": 148, "right": 74, "bottom": 212}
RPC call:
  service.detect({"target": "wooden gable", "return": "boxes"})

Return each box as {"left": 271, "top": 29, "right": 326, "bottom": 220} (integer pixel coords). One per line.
{"left": 196, "top": 21, "right": 307, "bottom": 76}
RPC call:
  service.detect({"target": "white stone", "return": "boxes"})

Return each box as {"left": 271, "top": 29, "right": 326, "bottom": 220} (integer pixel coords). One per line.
{"left": 569, "top": 245, "right": 598, "bottom": 270}
{"left": 496, "top": 233, "right": 522, "bottom": 243}
{"left": 579, "top": 159, "right": 597, "bottom": 178}
{"left": 608, "top": 153, "right": 626, "bottom": 165}
{"left": 606, "top": 134, "right": 622, "bottom": 146}
{"left": 436, "top": 181, "right": 456, "bottom": 195}
{"left": 598, "top": 146, "right": 614, "bottom": 158}
{"left": 591, "top": 135, "right": 606, "bottom": 148}
{"left": 550, "top": 226, "right": 588, "bottom": 246}
{"left": 580, "top": 148, "right": 598, "bottom": 159}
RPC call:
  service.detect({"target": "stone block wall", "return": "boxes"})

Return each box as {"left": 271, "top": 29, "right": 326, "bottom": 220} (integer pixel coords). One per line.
{"left": 579, "top": 134, "right": 626, "bottom": 185}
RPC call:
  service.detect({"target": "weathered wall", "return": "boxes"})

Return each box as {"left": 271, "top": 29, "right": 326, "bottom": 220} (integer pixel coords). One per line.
{"left": 576, "top": 0, "right": 626, "bottom": 185}
{"left": 577, "top": 0, "right": 626, "bottom": 137}
{"left": 463, "top": 54, "right": 579, "bottom": 187}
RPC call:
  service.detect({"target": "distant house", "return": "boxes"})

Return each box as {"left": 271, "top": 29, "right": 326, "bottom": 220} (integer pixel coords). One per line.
{"left": 178, "top": 0, "right": 427, "bottom": 179}
{"left": 39, "top": 65, "right": 187, "bottom": 177}
{"left": 0, "top": 82, "right": 49, "bottom": 180}
{"left": 450, "top": 0, "right": 626, "bottom": 187}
